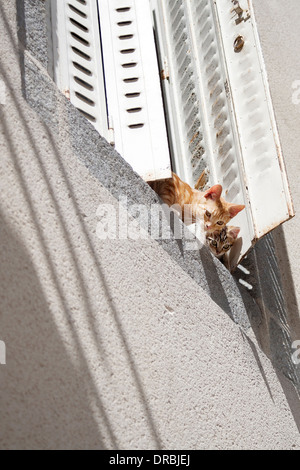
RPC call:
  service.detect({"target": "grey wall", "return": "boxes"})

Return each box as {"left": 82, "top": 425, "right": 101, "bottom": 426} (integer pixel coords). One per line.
{"left": 251, "top": 0, "right": 300, "bottom": 369}
{"left": 0, "top": 0, "right": 300, "bottom": 449}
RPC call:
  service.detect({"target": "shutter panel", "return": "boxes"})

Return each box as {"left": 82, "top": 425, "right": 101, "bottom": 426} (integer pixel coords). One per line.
{"left": 97, "top": 0, "right": 171, "bottom": 181}
{"left": 214, "top": 0, "right": 294, "bottom": 238}
{"left": 152, "top": 0, "right": 294, "bottom": 270}
{"left": 51, "top": 0, "right": 171, "bottom": 181}
{"left": 51, "top": 0, "right": 109, "bottom": 139}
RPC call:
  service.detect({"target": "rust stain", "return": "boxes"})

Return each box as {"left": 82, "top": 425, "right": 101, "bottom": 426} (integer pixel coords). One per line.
{"left": 234, "top": 35, "right": 245, "bottom": 53}
{"left": 194, "top": 169, "right": 207, "bottom": 190}
{"left": 160, "top": 69, "right": 169, "bottom": 81}
{"left": 231, "top": 0, "right": 250, "bottom": 24}
{"left": 189, "top": 131, "right": 199, "bottom": 145}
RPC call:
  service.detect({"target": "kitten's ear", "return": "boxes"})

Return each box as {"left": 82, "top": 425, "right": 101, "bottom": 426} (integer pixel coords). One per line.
{"left": 228, "top": 226, "right": 240, "bottom": 239}
{"left": 228, "top": 204, "right": 245, "bottom": 218}
{"left": 203, "top": 184, "right": 222, "bottom": 201}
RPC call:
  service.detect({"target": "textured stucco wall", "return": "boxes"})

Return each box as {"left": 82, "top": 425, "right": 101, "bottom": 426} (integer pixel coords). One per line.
{"left": 0, "top": 0, "right": 300, "bottom": 449}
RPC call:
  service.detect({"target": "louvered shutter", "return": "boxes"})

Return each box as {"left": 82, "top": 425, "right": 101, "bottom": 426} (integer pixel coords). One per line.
{"left": 51, "top": 0, "right": 171, "bottom": 182}
{"left": 152, "top": 0, "right": 294, "bottom": 269}
{"left": 51, "top": 0, "right": 109, "bottom": 138}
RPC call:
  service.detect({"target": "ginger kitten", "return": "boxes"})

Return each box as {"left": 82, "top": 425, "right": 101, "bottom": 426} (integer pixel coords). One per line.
{"left": 149, "top": 172, "right": 245, "bottom": 232}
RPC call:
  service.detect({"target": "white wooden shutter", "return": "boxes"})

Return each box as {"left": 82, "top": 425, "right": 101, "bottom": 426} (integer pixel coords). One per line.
{"left": 51, "top": 0, "right": 172, "bottom": 182}
{"left": 152, "top": 0, "right": 294, "bottom": 269}
{"left": 50, "top": 0, "right": 109, "bottom": 139}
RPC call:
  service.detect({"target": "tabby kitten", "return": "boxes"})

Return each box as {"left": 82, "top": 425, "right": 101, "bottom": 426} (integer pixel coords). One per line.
{"left": 149, "top": 172, "right": 245, "bottom": 232}
{"left": 206, "top": 226, "right": 240, "bottom": 258}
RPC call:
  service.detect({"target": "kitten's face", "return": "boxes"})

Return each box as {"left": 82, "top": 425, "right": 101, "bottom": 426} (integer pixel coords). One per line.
{"left": 206, "top": 226, "right": 240, "bottom": 257}
{"left": 202, "top": 201, "right": 229, "bottom": 232}
{"left": 195, "top": 185, "right": 245, "bottom": 233}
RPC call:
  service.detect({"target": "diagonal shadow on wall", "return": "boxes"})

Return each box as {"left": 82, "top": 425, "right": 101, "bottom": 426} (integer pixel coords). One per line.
{"left": 233, "top": 229, "right": 300, "bottom": 431}
{"left": 0, "top": 210, "right": 107, "bottom": 449}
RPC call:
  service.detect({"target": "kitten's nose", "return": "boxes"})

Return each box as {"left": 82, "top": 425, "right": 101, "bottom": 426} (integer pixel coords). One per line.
{"left": 206, "top": 224, "right": 212, "bottom": 230}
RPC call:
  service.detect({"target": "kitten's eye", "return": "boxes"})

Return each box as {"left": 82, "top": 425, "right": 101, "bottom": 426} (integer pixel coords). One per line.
{"left": 217, "top": 221, "right": 224, "bottom": 226}
{"left": 223, "top": 244, "right": 231, "bottom": 250}
{"left": 205, "top": 210, "right": 211, "bottom": 218}
{"left": 211, "top": 240, "right": 217, "bottom": 247}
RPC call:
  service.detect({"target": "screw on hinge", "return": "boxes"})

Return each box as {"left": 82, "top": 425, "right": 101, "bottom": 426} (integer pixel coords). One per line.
{"left": 234, "top": 35, "right": 245, "bottom": 53}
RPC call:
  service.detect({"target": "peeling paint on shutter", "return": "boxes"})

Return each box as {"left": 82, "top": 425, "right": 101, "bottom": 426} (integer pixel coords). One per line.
{"left": 152, "top": 0, "right": 294, "bottom": 269}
